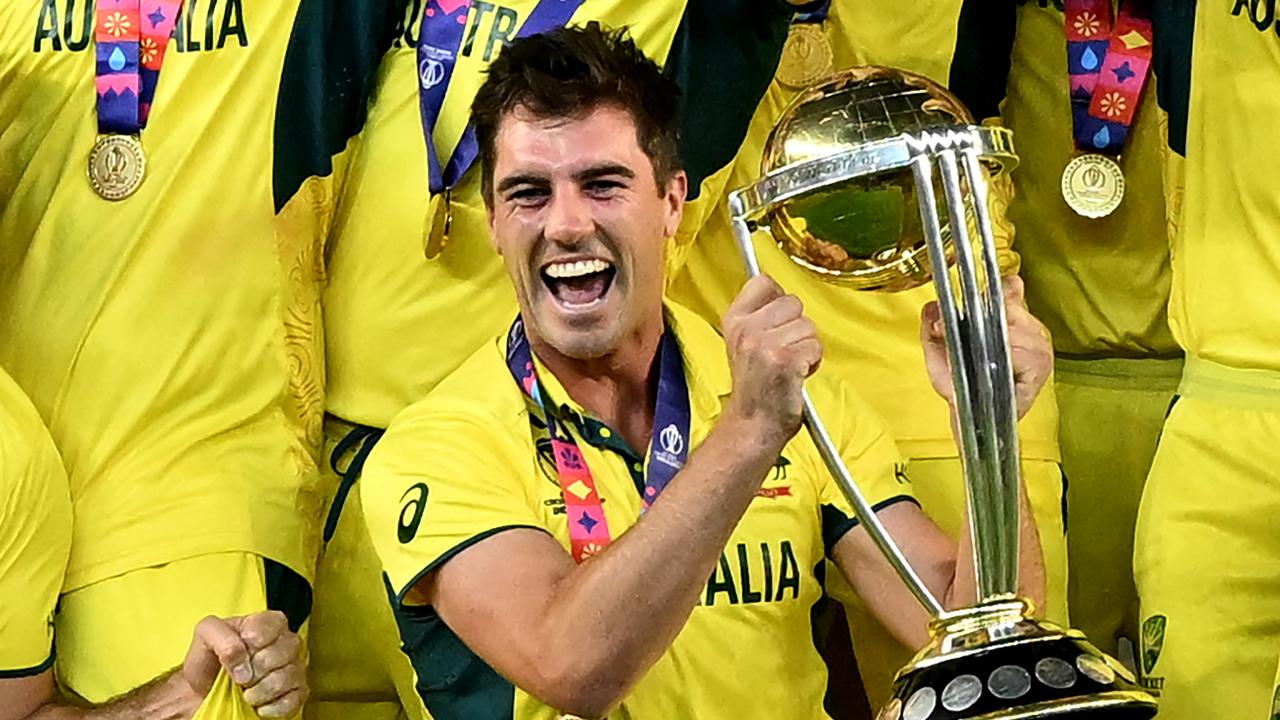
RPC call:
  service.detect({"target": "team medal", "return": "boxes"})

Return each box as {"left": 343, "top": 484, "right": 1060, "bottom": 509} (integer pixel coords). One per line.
{"left": 1061, "top": 153, "right": 1125, "bottom": 218}
{"left": 1061, "top": 0, "right": 1153, "bottom": 218}
{"left": 90, "top": 0, "right": 183, "bottom": 201}
{"left": 87, "top": 134, "right": 147, "bottom": 200}
{"left": 776, "top": 23, "right": 834, "bottom": 89}
{"left": 423, "top": 191, "right": 452, "bottom": 259}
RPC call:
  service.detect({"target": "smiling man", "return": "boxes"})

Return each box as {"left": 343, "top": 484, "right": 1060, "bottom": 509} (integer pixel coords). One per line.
{"left": 361, "top": 24, "right": 1050, "bottom": 719}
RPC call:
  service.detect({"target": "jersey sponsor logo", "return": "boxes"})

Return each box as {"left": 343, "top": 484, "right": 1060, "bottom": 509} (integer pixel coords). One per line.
{"left": 1231, "top": 0, "right": 1280, "bottom": 37}
{"left": 33, "top": 0, "right": 249, "bottom": 54}
{"left": 755, "top": 486, "right": 792, "bottom": 500}
{"left": 393, "top": 0, "right": 525, "bottom": 64}
{"left": 1139, "top": 613, "right": 1167, "bottom": 693}
{"left": 703, "top": 540, "right": 802, "bottom": 607}
{"left": 397, "top": 482, "right": 430, "bottom": 544}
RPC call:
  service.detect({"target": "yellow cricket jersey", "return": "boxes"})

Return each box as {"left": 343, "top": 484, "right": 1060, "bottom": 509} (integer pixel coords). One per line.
{"left": 325, "top": 0, "right": 810, "bottom": 429}
{"left": 1152, "top": 1, "right": 1280, "bottom": 372}
{"left": 671, "top": 2, "right": 1060, "bottom": 462}
{"left": 0, "top": 368, "right": 71, "bottom": 676}
{"left": 0, "top": 1, "right": 401, "bottom": 589}
{"left": 361, "top": 303, "right": 914, "bottom": 719}
{"left": 994, "top": 0, "right": 1178, "bottom": 358}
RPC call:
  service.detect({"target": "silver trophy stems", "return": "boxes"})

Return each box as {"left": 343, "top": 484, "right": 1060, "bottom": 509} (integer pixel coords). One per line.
{"left": 730, "top": 215, "right": 945, "bottom": 617}
{"left": 909, "top": 156, "right": 1005, "bottom": 601}
{"left": 961, "top": 148, "right": 1024, "bottom": 595}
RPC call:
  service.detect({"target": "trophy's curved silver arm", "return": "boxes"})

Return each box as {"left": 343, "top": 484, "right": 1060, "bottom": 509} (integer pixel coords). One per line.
{"left": 728, "top": 207, "right": 945, "bottom": 618}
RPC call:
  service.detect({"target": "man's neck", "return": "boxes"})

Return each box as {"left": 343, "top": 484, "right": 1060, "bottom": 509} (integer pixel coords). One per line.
{"left": 531, "top": 322, "right": 662, "bottom": 455}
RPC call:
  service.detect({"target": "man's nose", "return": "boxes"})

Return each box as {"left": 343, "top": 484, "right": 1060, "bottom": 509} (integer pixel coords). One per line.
{"left": 544, "top": 188, "right": 594, "bottom": 245}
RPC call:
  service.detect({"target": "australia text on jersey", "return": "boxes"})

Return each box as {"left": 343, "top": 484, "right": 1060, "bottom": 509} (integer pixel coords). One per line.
{"left": 33, "top": 0, "right": 249, "bottom": 53}
{"left": 1232, "top": 0, "right": 1280, "bottom": 36}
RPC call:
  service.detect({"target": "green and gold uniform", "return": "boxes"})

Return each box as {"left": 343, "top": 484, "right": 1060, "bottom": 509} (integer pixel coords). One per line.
{"left": 311, "top": 3, "right": 818, "bottom": 717}
{"left": 1131, "top": 2, "right": 1280, "bottom": 715}
{"left": 361, "top": 303, "right": 915, "bottom": 719}
{"left": 0, "top": 0, "right": 401, "bottom": 701}
{"left": 963, "top": 0, "right": 1182, "bottom": 657}
{"left": 671, "top": 1, "right": 1068, "bottom": 704}
{"left": 0, "top": 368, "right": 71, "bottom": 680}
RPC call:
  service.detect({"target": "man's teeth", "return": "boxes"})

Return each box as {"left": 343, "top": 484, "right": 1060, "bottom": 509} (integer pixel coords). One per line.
{"left": 544, "top": 259, "right": 611, "bottom": 279}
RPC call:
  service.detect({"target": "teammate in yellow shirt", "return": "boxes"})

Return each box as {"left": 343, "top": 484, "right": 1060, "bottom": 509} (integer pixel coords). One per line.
{"left": 0, "top": 366, "right": 309, "bottom": 719}
{"left": 670, "top": 1, "right": 1069, "bottom": 703}
{"left": 309, "top": 2, "right": 831, "bottom": 717}
{"left": 944, "top": 0, "right": 1180, "bottom": 663}
{"left": 361, "top": 25, "right": 1050, "bottom": 718}
{"left": 1131, "top": 2, "right": 1280, "bottom": 716}
{"left": 0, "top": 0, "right": 400, "bottom": 705}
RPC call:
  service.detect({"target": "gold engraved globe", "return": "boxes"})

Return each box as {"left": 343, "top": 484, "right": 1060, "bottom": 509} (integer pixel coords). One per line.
{"left": 761, "top": 65, "right": 984, "bottom": 291}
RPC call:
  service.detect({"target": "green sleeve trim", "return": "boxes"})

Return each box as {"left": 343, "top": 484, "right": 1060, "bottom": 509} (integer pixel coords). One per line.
{"left": 821, "top": 495, "right": 920, "bottom": 556}
{"left": 395, "top": 524, "right": 552, "bottom": 603}
{"left": 1153, "top": 0, "right": 1195, "bottom": 157}
{"left": 949, "top": 0, "right": 1018, "bottom": 122}
{"left": 0, "top": 648, "right": 55, "bottom": 679}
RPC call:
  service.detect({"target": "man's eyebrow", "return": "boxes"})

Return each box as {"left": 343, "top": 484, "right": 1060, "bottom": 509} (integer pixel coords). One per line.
{"left": 575, "top": 163, "right": 636, "bottom": 182}
{"left": 496, "top": 173, "right": 549, "bottom": 195}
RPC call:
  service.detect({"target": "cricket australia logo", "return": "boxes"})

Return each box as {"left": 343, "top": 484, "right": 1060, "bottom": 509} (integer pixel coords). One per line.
{"left": 654, "top": 423, "right": 684, "bottom": 469}
{"left": 1141, "top": 614, "right": 1167, "bottom": 677}
{"left": 419, "top": 44, "right": 453, "bottom": 89}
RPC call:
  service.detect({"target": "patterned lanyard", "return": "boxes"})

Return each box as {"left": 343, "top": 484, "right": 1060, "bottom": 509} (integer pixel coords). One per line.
{"left": 1065, "top": 0, "right": 1154, "bottom": 156}
{"left": 95, "top": 0, "right": 183, "bottom": 133}
{"left": 90, "top": 0, "right": 183, "bottom": 200}
{"left": 505, "top": 318, "right": 691, "bottom": 563}
{"left": 416, "top": 0, "right": 586, "bottom": 256}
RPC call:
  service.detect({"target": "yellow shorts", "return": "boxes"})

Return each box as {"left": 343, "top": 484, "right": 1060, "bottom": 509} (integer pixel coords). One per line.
{"left": 1135, "top": 357, "right": 1280, "bottom": 719}
{"left": 1055, "top": 357, "right": 1181, "bottom": 656}
{"left": 55, "top": 551, "right": 310, "bottom": 704}
{"left": 306, "top": 416, "right": 426, "bottom": 720}
{"left": 831, "top": 455, "right": 1068, "bottom": 707}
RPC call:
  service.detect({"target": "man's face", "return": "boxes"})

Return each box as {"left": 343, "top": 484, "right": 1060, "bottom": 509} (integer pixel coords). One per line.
{"left": 488, "top": 104, "right": 686, "bottom": 360}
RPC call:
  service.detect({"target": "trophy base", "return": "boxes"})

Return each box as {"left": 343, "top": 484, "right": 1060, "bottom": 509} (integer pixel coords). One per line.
{"left": 879, "top": 599, "right": 1157, "bottom": 720}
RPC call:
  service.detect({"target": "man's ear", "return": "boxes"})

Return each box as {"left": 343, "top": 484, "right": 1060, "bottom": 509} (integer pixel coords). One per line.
{"left": 663, "top": 170, "right": 688, "bottom": 238}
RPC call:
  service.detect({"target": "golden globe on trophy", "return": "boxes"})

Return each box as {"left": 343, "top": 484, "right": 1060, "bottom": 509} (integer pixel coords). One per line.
{"left": 726, "top": 66, "right": 1158, "bottom": 720}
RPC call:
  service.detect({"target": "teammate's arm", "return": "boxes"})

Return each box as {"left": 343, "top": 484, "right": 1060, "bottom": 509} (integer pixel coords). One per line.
{"left": 414, "top": 275, "right": 819, "bottom": 719}
{"left": 0, "top": 612, "right": 308, "bottom": 720}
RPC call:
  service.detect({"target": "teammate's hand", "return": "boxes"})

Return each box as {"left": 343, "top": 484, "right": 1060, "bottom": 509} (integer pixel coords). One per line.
{"left": 182, "top": 610, "right": 309, "bottom": 717}
{"left": 921, "top": 275, "right": 1052, "bottom": 419}
{"left": 721, "top": 275, "right": 823, "bottom": 450}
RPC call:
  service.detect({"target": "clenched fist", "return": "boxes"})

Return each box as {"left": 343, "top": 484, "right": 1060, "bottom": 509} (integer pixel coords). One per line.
{"left": 721, "top": 275, "right": 823, "bottom": 450}
{"left": 921, "top": 275, "right": 1053, "bottom": 419}
{"left": 182, "top": 610, "right": 308, "bottom": 717}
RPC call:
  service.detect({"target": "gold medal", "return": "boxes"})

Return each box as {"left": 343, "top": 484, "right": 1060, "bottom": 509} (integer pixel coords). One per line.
{"left": 1060, "top": 153, "right": 1125, "bottom": 218}
{"left": 423, "top": 190, "right": 452, "bottom": 259}
{"left": 776, "top": 23, "right": 834, "bottom": 90}
{"left": 87, "top": 134, "right": 146, "bottom": 201}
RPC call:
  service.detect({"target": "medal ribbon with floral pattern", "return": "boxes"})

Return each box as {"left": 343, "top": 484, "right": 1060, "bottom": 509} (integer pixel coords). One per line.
{"left": 506, "top": 317, "right": 690, "bottom": 564}
{"left": 1065, "top": 0, "right": 1154, "bottom": 155}
{"left": 95, "top": 0, "right": 183, "bottom": 134}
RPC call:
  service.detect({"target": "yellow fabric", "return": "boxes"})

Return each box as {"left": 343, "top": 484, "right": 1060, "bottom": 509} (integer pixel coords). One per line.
{"left": 0, "top": 369, "right": 71, "bottom": 675}
{"left": 1002, "top": 1, "right": 1177, "bottom": 358}
{"left": 192, "top": 669, "right": 261, "bottom": 720}
{"left": 831, "top": 456, "right": 1068, "bottom": 707}
{"left": 55, "top": 552, "right": 271, "bottom": 703}
{"left": 0, "top": 2, "right": 328, "bottom": 591}
{"left": 669, "top": 3, "right": 1060, "bottom": 465}
{"left": 307, "top": 418, "right": 428, "bottom": 720}
{"left": 325, "top": 0, "right": 783, "bottom": 430}
{"left": 1163, "top": 5, "right": 1280, "bottom": 371}
{"left": 1134, "top": 363, "right": 1280, "bottom": 717}
{"left": 1054, "top": 357, "right": 1180, "bottom": 656}
{"left": 362, "top": 302, "right": 913, "bottom": 719}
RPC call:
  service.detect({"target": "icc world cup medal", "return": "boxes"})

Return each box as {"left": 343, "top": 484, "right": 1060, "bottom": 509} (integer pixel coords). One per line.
{"left": 87, "top": 134, "right": 146, "bottom": 201}
{"left": 776, "top": 23, "right": 834, "bottom": 90}
{"left": 1061, "top": 153, "right": 1125, "bottom": 218}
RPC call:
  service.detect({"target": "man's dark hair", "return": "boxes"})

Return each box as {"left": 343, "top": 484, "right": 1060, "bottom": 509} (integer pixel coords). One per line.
{"left": 472, "top": 22, "right": 683, "bottom": 204}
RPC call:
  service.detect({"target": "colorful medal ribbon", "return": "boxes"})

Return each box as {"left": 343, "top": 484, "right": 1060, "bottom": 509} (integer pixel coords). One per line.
{"left": 506, "top": 318, "right": 691, "bottom": 563}
{"left": 416, "top": 0, "right": 587, "bottom": 198}
{"left": 95, "top": 0, "right": 183, "bottom": 134}
{"left": 1065, "top": 0, "right": 1154, "bottom": 155}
